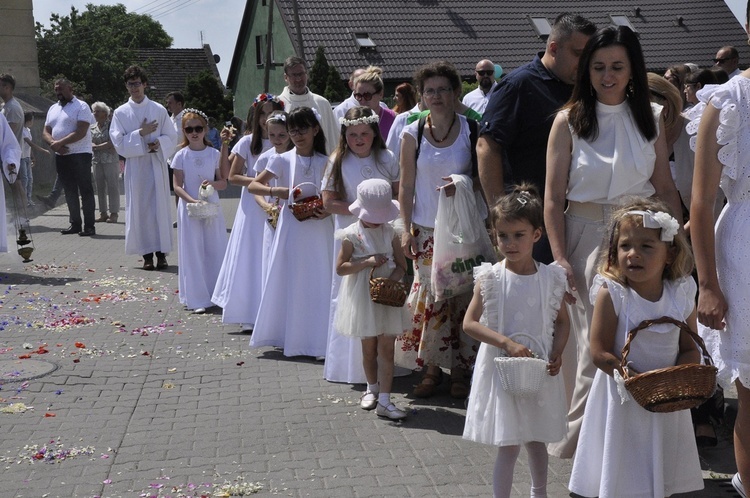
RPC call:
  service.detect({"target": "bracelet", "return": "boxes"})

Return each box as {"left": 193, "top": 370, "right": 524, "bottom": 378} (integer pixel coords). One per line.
{"left": 222, "top": 140, "right": 230, "bottom": 146}
{"left": 270, "top": 187, "right": 274, "bottom": 197}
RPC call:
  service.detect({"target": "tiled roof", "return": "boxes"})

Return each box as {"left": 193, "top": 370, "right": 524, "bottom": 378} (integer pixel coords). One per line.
{"left": 270, "top": 0, "right": 749, "bottom": 81}
{"left": 135, "top": 45, "right": 223, "bottom": 102}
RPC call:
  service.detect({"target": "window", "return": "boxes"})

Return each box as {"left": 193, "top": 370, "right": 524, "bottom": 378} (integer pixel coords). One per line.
{"left": 354, "top": 32, "right": 376, "bottom": 50}
{"left": 528, "top": 17, "right": 552, "bottom": 40}
{"left": 255, "top": 34, "right": 273, "bottom": 66}
{"left": 610, "top": 15, "right": 636, "bottom": 32}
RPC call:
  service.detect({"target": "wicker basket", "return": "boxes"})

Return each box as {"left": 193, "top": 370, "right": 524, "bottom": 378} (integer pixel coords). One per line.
{"left": 289, "top": 182, "right": 324, "bottom": 221}
{"left": 369, "top": 268, "right": 408, "bottom": 307}
{"left": 493, "top": 333, "right": 548, "bottom": 398}
{"left": 186, "top": 200, "right": 220, "bottom": 219}
{"left": 621, "top": 316, "right": 717, "bottom": 413}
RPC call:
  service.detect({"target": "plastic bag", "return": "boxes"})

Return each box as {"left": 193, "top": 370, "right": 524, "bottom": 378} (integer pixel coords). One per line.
{"left": 430, "top": 174, "right": 496, "bottom": 301}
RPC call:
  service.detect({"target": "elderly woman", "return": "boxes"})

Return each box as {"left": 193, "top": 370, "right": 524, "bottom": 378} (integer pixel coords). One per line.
{"left": 396, "top": 60, "right": 479, "bottom": 399}
{"left": 90, "top": 101, "right": 120, "bottom": 223}
{"left": 544, "top": 26, "right": 682, "bottom": 459}
{"left": 353, "top": 66, "right": 397, "bottom": 139}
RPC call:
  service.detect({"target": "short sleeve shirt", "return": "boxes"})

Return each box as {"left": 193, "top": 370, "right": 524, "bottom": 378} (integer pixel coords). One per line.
{"left": 45, "top": 96, "right": 94, "bottom": 155}
{"left": 481, "top": 54, "right": 573, "bottom": 196}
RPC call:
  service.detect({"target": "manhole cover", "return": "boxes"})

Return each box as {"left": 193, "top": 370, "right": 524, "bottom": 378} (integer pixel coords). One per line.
{"left": 0, "top": 359, "right": 58, "bottom": 383}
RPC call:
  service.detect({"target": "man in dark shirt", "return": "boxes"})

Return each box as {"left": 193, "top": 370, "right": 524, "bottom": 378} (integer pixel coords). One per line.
{"left": 478, "top": 13, "right": 596, "bottom": 263}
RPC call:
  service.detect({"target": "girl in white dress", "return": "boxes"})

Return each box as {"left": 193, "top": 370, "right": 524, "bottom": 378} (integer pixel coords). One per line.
{"left": 463, "top": 184, "right": 569, "bottom": 498}
{"left": 322, "top": 106, "right": 399, "bottom": 384}
{"left": 172, "top": 109, "right": 230, "bottom": 313}
{"left": 569, "top": 197, "right": 704, "bottom": 498}
{"left": 212, "top": 95, "right": 286, "bottom": 330}
{"left": 248, "top": 107, "right": 334, "bottom": 358}
{"left": 334, "top": 178, "right": 408, "bottom": 420}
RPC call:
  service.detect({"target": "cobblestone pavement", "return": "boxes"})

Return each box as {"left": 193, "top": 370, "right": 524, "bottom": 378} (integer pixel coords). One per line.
{"left": 0, "top": 194, "right": 740, "bottom": 497}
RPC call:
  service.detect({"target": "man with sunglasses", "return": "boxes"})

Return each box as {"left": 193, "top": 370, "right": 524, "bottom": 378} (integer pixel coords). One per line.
{"left": 461, "top": 60, "right": 498, "bottom": 116}
{"left": 111, "top": 65, "right": 178, "bottom": 270}
{"left": 714, "top": 45, "right": 741, "bottom": 79}
{"left": 477, "top": 13, "right": 595, "bottom": 265}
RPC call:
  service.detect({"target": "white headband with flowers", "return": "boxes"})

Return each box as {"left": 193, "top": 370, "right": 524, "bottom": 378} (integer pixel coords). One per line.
{"left": 627, "top": 210, "right": 679, "bottom": 242}
{"left": 183, "top": 108, "right": 208, "bottom": 122}
{"left": 339, "top": 113, "right": 379, "bottom": 127}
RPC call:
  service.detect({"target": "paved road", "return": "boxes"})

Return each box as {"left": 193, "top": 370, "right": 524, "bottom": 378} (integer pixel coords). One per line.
{"left": 0, "top": 196, "right": 740, "bottom": 497}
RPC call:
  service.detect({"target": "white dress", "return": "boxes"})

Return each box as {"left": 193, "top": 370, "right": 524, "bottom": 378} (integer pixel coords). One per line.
{"left": 463, "top": 261, "right": 568, "bottom": 446}
{"left": 173, "top": 146, "right": 228, "bottom": 310}
{"left": 569, "top": 275, "right": 703, "bottom": 498}
{"left": 253, "top": 150, "right": 285, "bottom": 287}
{"left": 686, "top": 76, "right": 750, "bottom": 389}
{"left": 333, "top": 221, "right": 408, "bottom": 338}
{"left": 250, "top": 150, "right": 334, "bottom": 357}
{"left": 322, "top": 151, "right": 399, "bottom": 383}
{"left": 0, "top": 113, "right": 22, "bottom": 253}
{"left": 211, "top": 135, "right": 270, "bottom": 326}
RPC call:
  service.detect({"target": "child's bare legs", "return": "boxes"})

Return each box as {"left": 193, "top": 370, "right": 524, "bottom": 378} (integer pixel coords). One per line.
{"left": 494, "top": 445, "right": 520, "bottom": 498}
{"left": 736, "top": 380, "right": 750, "bottom": 491}
{"left": 525, "top": 441, "right": 548, "bottom": 497}
{"left": 376, "top": 335, "right": 395, "bottom": 395}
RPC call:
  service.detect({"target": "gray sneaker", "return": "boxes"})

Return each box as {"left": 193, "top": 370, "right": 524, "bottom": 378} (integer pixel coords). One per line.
{"left": 359, "top": 391, "right": 378, "bottom": 411}
{"left": 376, "top": 402, "right": 407, "bottom": 420}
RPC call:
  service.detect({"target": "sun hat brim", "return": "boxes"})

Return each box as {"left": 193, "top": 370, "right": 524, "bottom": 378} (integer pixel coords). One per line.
{"left": 349, "top": 198, "right": 400, "bottom": 224}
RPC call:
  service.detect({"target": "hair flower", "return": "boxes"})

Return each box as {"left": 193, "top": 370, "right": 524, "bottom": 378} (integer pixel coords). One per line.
{"left": 253, "top": 93, "right": 283, "bottom": 108}
{"left": 627, "top": 210, "right": 679, "bottom": 242}
{"left": 183, "top": 108, "right": 208, "bottom": 121}
{"left": 339, "top": 114, "right": 380, "bottom": 127}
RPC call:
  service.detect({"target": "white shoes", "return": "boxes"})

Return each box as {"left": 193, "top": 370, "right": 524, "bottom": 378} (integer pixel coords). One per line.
{"left": 360, "top": 391, "right": 378, "bottom": 411}
{"left": 193, "top": 307, "right": 206, "bottom": 314}
{"left": 733, "top": 473, "right": 747, "bottom": 498}
{"left": 376, "top": 402, "right": 407, "bottom": 420}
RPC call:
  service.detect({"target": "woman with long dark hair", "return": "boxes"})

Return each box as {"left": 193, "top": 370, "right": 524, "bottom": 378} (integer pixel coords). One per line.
{"left": 544, "top": 25, "right": 682, "bottom": 459}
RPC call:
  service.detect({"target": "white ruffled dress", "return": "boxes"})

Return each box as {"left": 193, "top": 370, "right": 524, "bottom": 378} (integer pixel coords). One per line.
{"left": 568, "top": 275, "right": 703, "bottom": 498}
{"left": 463, "top": 261, "right": 568, "bottom": 446}
{"left": 333, "top": 221, "right": 409, "bottom": 338}
{"left": 686, "top": 76, "right": 750, "bottom": 390}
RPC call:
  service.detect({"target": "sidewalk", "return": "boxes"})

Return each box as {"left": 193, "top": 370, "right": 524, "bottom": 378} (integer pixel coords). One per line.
{"left": 0, "top": 195, "right": 741, "bottom": 497}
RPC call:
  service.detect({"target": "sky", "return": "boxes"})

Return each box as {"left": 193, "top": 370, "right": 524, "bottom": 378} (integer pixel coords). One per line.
{"left": 32, "top": 0, "right": 245, "bottom": 83}
{"left": 32, "top": 0, "right": 749, "bottom": 86}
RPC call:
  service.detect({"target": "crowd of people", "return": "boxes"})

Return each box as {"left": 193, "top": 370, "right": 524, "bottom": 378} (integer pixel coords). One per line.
{"left": 1, "top": 5, "right": 750, "bottom": 497}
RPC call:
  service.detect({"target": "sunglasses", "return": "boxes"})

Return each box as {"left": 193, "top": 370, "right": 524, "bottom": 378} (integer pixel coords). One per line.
{"left": 476, "top": 70, "right": 494, "bottom": 77}
{"left": 354, "top": 92, "right": 375, "bottom": 101}
{"left": 713, "top": 57, "right": 734, "bottom": 63}
{"left": 184, "top": 126, "right": 204, "bottom": 134}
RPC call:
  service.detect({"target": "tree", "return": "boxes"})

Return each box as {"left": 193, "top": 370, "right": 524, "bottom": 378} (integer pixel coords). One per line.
{"left": 183, "top": 70, "right": 234, "bottom": 123}
{"left": 308, "top": 46, "right": 329, "bottom": 95}
{"left": 36, "top": 4, "right": 172, "bottom": 106}
{"left": 308, "top": 46, "right": 348, "bottom": 103}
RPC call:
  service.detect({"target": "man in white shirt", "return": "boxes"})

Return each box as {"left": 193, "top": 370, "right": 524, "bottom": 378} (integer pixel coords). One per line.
{"left": 43, "top": 78, "right": 96, "bottom": 236}
{"left": 714, "top": 45, "right": 741, "bottom": 79}
{"left": 461, "top": 60, "right": 498, "bottom": 116}
{"left": 111, "top": 66, "right": 177, "bottom": 271}
{"left": 278, "top": 56, "right": 339, "bottom": 154}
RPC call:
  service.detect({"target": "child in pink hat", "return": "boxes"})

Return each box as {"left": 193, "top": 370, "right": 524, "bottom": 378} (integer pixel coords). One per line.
{"left": 334, "top": 178, "right": 410, "bottom": 420}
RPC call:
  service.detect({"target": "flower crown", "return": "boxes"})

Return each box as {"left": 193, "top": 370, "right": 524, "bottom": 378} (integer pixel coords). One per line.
{"left": 253, "top": 93, "right": 284, "bottom": 108}
{"left": 183, "top": 108, "right": 208, "bottom": 122}
{"left": 339, "top": 113, "right": 380, "bottom": 127}
{"left": 626, "top": 210, "right": 679, "bottom": 242}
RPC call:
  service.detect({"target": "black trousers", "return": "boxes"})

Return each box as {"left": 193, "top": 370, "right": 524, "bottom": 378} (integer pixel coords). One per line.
{"left": 56, "top": 153, "right": 95, "bottom": 230}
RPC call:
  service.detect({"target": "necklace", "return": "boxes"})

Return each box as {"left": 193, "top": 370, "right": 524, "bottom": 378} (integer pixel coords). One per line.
{"left": 427, "top": 113, "right": 456, "bottom": 143}
{"left": 299, "top": 153, "right": 314, "bottom": 178}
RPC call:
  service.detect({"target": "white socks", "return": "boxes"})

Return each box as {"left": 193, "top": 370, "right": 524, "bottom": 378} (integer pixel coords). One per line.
{"left": 526, "top": 442, "right": 548, "bottom": 498}
{"left": 378, "top": 393, "right": 391, "bottom": 406}
{"left": 367, "top": 382, "right": 379, "bottom": 394}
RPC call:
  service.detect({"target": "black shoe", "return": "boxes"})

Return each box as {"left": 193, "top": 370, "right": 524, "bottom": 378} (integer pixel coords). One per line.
{"left": 61, "top": 225, "right": 81, "bottom": 234}
{"left": 79, "top": 227, "right": 96, "bottom": 237}
{"left": 36, "top": 195, "right": 55, "bottom": 209}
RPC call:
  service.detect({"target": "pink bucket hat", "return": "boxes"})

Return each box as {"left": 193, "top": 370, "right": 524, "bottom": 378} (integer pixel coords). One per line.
{"left": 349, "top": 179, "right": 400, "bottom": 224}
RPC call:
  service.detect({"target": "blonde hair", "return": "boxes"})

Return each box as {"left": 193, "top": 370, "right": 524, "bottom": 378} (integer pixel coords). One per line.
{"left": 353, "top": 66, "right": 384, "bottom": 94}
{"left": 647, "top": 73, "right": 682, "bottom": 135}
{"left": 598, "top": 197, "right": 693, "bottom": 286}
